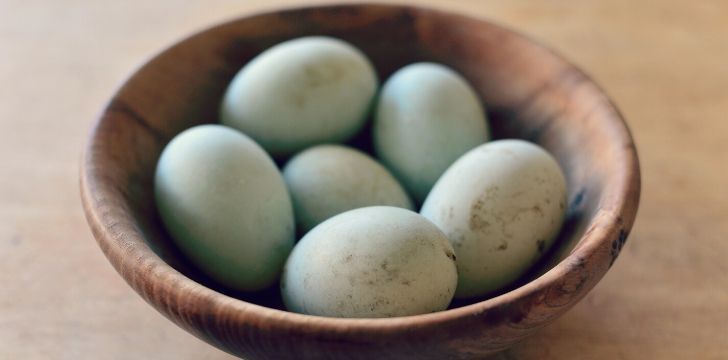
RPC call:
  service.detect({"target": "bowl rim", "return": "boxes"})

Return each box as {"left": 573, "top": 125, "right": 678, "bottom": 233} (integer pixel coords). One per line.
{"left": 81, "top": 1, "right": 641, "bottom": 336}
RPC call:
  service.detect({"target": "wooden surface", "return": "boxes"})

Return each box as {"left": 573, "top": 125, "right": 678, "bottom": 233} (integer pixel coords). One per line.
{"left": 2, "top": 0, "right": 726, "bottom": 359}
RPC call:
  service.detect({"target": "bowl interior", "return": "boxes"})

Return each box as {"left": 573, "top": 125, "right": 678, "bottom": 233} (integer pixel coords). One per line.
{"left": 89, "top": 5, "right": 633, "bottom": 312}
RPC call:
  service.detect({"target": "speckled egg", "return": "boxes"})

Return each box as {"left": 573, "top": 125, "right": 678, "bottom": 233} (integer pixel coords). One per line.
{"left": 281, "top": 206, "right": 458, "bottom": 318}
{"left": 282, "top": 144, "right": 413, "bottom": 234}
{"left": 220, "top": 36, "right": 378, "bottom": 157}
{"left": 154, "top": 125, "right": 294, "bottom": 291}
{"left": 374, "top": 62, "right": 489, "bottom": 202}
{"left": 420, "top": 140, "right": 567, "bottom": 299}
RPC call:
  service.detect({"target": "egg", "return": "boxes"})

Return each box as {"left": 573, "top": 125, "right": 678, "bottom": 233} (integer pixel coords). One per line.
{"left": 282, "top": 145, "right": 413, "bottom": 233}
{"left": 154, "top": 125, "right": 294, "bottom": 291}
{"left": 373, "top": 62, "right": 489, "bottom": 202}
{"left": 281, "top": 206, "right": 458, "bottom": 318}
{"left": 420, "top": 140, "right": 567, "bottom": 299}
{"left": 220, "top": 36, "right": 378, "bottom": 157}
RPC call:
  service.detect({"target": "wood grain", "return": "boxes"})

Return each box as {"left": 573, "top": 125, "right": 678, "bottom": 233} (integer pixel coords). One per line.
{"left": 3, "top": 0, "right": 727, "bottom": 359}
{"left": 79, "top": 4, "right": 638, "bottom": 359}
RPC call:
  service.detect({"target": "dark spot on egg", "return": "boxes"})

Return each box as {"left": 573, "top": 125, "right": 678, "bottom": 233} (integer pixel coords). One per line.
{"left": 469, "top": 187, "right": 499, "bottom": 231}
{"left": 444, "top": 249, "right": 457, "bottom": 261}
{"left": 532, "top": 205, "right": 544, "bottom": 217}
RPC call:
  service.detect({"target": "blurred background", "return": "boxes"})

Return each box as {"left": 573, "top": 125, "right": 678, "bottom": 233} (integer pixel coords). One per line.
{"left": 2, "top": 0, "right": 726, "bottom": 359}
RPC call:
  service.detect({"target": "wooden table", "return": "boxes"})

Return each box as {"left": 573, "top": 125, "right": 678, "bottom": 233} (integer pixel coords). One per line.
{"left": 2, "top": 0, "right": 726, "bottom": 358}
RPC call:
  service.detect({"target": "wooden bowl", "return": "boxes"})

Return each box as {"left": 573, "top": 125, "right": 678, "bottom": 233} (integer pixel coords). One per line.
{"left": 80, "top": 3, "right": 640, "bottom": 359}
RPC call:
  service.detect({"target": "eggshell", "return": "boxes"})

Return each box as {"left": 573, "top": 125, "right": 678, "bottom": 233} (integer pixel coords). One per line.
{"left": 374, "top": 62, "right": 489, "bottom": 202}
{"left": 283, "top": 144, "right": 413, "bottom": 233}
{"left": 420, "top": 140, "right": 567, "bottom": 299}
{"left": 154, "top": 125, "right": 294, "bottom": 291}
{"left": 281, "top": 206, "right": 458, "bottom": 318}
{"left": 220, "top": 36, "right": 378, "bottom": 157}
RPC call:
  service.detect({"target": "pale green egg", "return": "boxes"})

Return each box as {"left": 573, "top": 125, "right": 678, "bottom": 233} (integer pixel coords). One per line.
{"left": 420, "top": 140, "right": 567, "bottom": 299}
{"left": 221, "top": 36, "right": 378, "bottom": 157}
{"left": 154, "top": 125, "right": 294, "bottom": 291}
{"left": 374, "top": 62, "right": 489, "bottom": 203}
{"left": 282, "top": 144, "right": 413, "bottom": 234}
{"left": 281, "top": 206, "right": 458, "bottom": 318}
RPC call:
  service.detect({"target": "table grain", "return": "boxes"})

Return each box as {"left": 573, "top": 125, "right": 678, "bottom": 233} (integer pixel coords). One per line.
{"left": 2, "top": 0, "right": 727, "bottom": 359}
